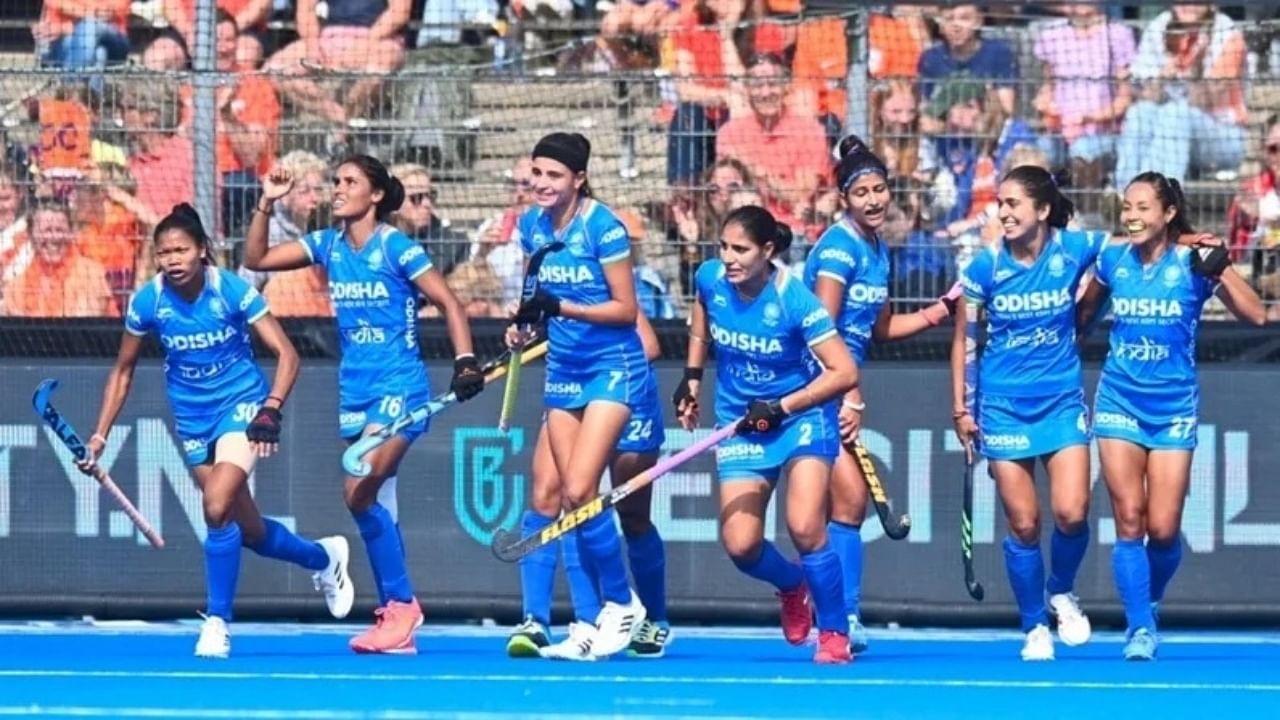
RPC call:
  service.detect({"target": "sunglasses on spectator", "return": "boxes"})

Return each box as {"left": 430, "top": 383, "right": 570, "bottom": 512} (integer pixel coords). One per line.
{"left": 507, "top": 178, "right": 533, "bottom": 191}
{"left": 408, "top": 190, "right": 438, "bottom": 205}
{"left": 1267, "top": 143, "right": 1280, "bottom": 155}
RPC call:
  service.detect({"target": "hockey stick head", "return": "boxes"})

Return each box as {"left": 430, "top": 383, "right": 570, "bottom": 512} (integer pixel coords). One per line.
{"left": 520, "top": 240, "right": 565, "bottom": 304}
{"left": 342, "top": 434, "right": 383, "bottom": 477}
{"left": 33, "top": 378, "right": 59, "bottom": 418}
{"left": 490, "top": 529, "right": 523, "bottom": 562}
{"left": 33, "top": 379, "right": 89, "bottom": 461}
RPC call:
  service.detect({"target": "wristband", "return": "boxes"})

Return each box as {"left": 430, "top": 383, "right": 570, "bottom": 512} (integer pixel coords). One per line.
{"left": 843, "top": 399, "right": 866, "bottom": 412}
{"left": 683, "top": 367, "right": 704, "bottom": 381}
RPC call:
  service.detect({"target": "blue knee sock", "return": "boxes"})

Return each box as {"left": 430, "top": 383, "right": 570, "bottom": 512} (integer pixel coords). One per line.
{"left": 732, "top": 540, "right": 804, "bottom": 592}
{"left": 1002, "top": 536, "right": 1048, "bottom": 631}
{"left": 800, "top": 542, "right": 849, "bottom": 634}
{"left": 826, "top": 521, "right": 863, "bottom": 617}
{"left": 351, "top": 503, "right": 414, "bottom": 604}
{"left": 1112, "top": 538, "right": 1155, "bottom": 634}
{"left": 577, "top": 508, "right": 631, "bottom": 605}
{"left": 626, "top": 526, "right": 667, "bottom": 624}
{"left": 244, "top": 518, "right": 329, "bottom": 571}
{"left": 1047, "top": 524, "right": 1090, "bottom": 596}
{"left": 1146, "top": 537, "right": 1183, "bottom": 603}
{"left": 518, "top": 511, "right": 558, "bottom": 625}
{"left": 563, "top": 529, "right": 602, "bottom": 622}
{"left": 203, "top": 522, "right": 243, "bottom": 621}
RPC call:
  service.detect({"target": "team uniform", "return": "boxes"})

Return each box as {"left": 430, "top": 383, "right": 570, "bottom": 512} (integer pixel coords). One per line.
{"left": 800, "top": 218, "right": 890, "bottom": 652}
{"left": 960, "top": 229, "right": 1108, "bottom": 460}
{"left": 1092, "top": 242, "right": 1215, "bottom": 657}
{"left": 960, "top": 228, "right": 1106, "bottom": 655}
{"left": 124, "top": 267, "right": 351, "bottom": 657}
{"left": 297, "top": 222, "right": 434, "bottom": 652}
{"left": 518, "top": 365, "right": 672, "bottom": 661}
{"left": 514, "top": 197, "right": 648, "bottom": 659}
{"left": 1091, "top": 243, "right": 1216, "bottom": 450}
{"left": 695, "top": 259, "right": 849, "bottom": 648}
{"left": 299, "top": 223, "right": 434, "bottom": 444}
{"left": 518, "top": 199, "right": 650, "bottom": 411}
{"left": 126, "top": 268, "right": 270, "bottom": 466}
{"left": 696, "top": 260, "right": 841, "bottom": 481}
{"left": 802, "top": 219, "right": 891, "bottom": 366}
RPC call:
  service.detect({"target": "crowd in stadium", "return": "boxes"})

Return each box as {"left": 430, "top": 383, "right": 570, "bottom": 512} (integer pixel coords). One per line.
{"left": 2, "top": 1, "right": 1279, "bottom": 319}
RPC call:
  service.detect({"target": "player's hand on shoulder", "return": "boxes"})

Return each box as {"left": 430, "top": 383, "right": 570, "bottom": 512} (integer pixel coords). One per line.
{"left": 74, "top": 434, "right": 106, "bottom": 476}
{"left": 247, "top": 405, "right": 283, "bottom": 457}
{"left": 451, "top": 354, "right": 485, "bottom": 402}
{"left": 738, "top": 398, "right": 786, "bottom": 434}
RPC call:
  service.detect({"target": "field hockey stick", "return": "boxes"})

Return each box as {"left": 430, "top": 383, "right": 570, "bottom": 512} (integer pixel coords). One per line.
{"left": 846, "top": 438, "right": 911, "bottom": 540}
{"left": 961, "top": 301, "right": 985, "bottom": 601}
{"left": 32, "top": 380, "right": 165, "bottom": 549}
{"left": 342, "top": 342, "right": 548, "bottom": 477}
{"left": 490, "top": 422, "right": 739, "bottom": 562}
{"left": 500, "top": 240, "right": 564, "bottom": 432}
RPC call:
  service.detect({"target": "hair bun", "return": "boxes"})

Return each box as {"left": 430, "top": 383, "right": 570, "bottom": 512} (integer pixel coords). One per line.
{"left": 833, "top": 133, "right": 869, "bottom": 163}
{"left": 773, "top": 221, "right": 794, "bottom": 257}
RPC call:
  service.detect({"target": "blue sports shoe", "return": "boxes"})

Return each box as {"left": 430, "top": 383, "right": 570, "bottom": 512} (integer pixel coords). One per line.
{"left": 1123, "top": 628, "right": 1157, "bottom": 661}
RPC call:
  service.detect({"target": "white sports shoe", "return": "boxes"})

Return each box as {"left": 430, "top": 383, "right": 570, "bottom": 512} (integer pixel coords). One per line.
{"left": 313, "top": 536, "right": 354, "bottom": 620}
{"left": 1021, "top": 624, "right": 1054, "bottom": 662}
{"left": 589, "top": 591, "right": 646, "bottom": 659}
{"left": 195, "top": 614, "right": 230, "bottom": 659}
{"left": 1048, "top": 592, "right": 1092, "bottom": 646}
{"left": 540, "top": 621, "right": 598, "bottom": 662}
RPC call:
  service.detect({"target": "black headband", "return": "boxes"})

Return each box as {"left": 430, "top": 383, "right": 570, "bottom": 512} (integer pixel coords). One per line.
{"left": 532, "top": 132, "right": 591, "bottom": 174}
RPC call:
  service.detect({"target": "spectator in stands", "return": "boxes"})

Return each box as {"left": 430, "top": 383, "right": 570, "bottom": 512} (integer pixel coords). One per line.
{"left": 32, "top": 89, "right": 95, "bottom": 192}
{"left": 669, "top": 157, "right": 751, "bottom": 297}
{"left": 205, "top": 10, "right": 281, "bottom": 240}
{"left": 716, "top": 52, "right": 830, "bottom": 229}
{"left": 752, "top": 8, "right": 850, "bottom": 149}
{"left": 124, "top": 82, "right": 194, "bottom": 221}
{"left": 0, "top": 168, "right": 30, "bottom": 300}
{"left": 241, "top": 150, "right": 329, "bottom": 290}
{"left": 1226, "top": 113, "right": 1280, "bottom": 320}
{"left": 4, "top": 202, "right": 116, "bottom": 317}
{"left": 598, "top": 0, "right": 679, "bottom": 71}
{"left": 390, "top": 163, "right": 469, "bottom": 279}
{"left": 1032, "top": 3, "right": 1135, "bottom": 193}
{"left": 870, "top": 79, "right": 932, "bottom": 183}
{"left": 472, "top": 157, "right": 534, "bottom": 307}
{"left": 70, "top": 165, "right": 146, "bottom": 311}
{"left": 1114, "top": 3, "right": 1247, "bottom": 186}
{"left": 144, "top": 0, "right": 274, "bottom": 70}
{"left": 917, "top": 4, "right": 1017, "bottom": 134}
{"left": 668, "top": 0, "right": 750, "bottom": 188}
{"left": 443, "top": 260, "right": 505, "bottom": 319}
{"left": 34, "top": 0, "right": 130, "bottom": 75}
{"left": 265, "top": 0, "right": 410, "bottom": 131}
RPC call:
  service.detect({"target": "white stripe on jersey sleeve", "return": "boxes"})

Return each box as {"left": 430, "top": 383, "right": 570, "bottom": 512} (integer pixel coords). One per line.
{"left": 806, "top": 327, "right": 838, "bottom": 347}
{"left": 817, "top": 270, "right": 848, "bottom": 284}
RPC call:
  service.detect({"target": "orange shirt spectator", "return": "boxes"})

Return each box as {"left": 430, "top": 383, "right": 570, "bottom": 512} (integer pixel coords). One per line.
{"left": 5, "top": 206, "right": 117, "bottom": 317}
{"left": 130, "top": 134, "right": 195, "bottom": 220}
{"left": 263, "top": 267, "right": 333, "bottom": 317}
{"left": 38, "top": 97, "right": 94, "bottom": 176}
{"left": 76, "top": 191, "right": 143, "bottom": 304}
{"left": 716, "top": 55, "right": 829, "bottom": 224}
{"left": 215, "top": 75, "right": 281, "bottom": 176}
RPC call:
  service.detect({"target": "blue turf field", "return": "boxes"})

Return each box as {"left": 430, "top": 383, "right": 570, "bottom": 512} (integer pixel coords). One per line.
{"left": 0, "top": 622, "right": 1276, "bottom": 719}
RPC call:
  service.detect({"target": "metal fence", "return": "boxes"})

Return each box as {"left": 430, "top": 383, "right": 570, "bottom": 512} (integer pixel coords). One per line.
{"left": 2, "top": 3, "right": 1280, "bottom": 319}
